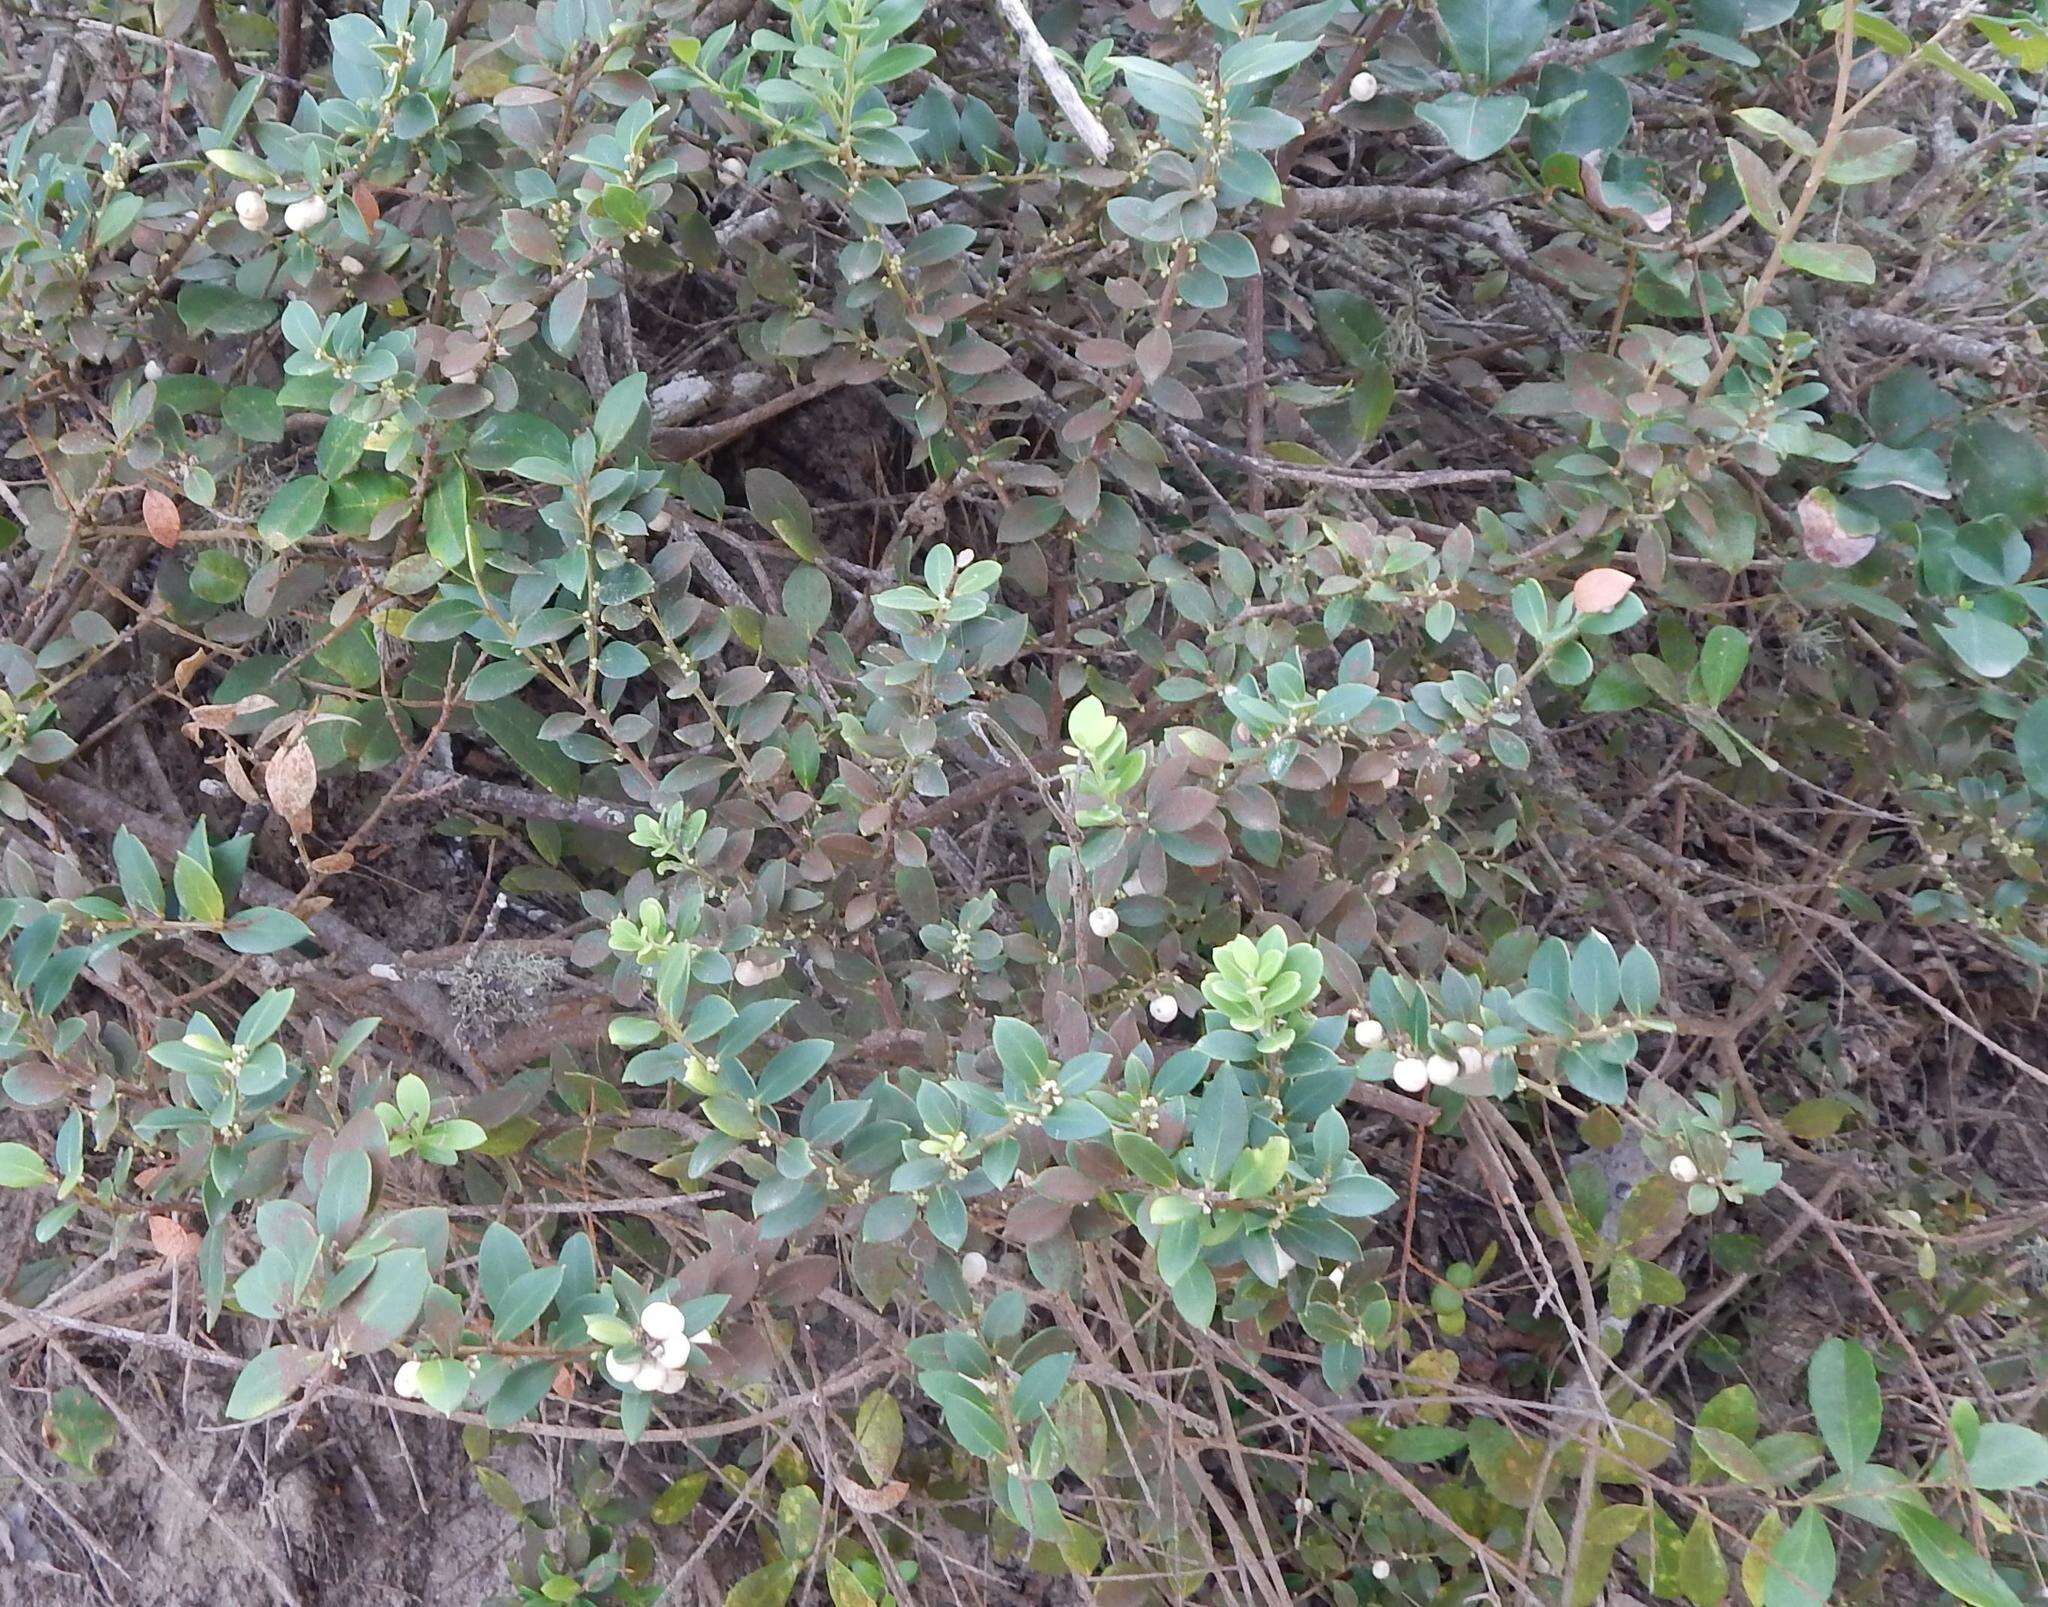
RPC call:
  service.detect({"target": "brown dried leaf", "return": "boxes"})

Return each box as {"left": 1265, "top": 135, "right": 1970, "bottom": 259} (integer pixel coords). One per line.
{"left": 1797, "top": 489, "right": 1877, "bottom": 568}
{"left": 835, "top": 1477, "right": 909, "bottom": 1514}
{"left": 148, "top": 1214, "right": 201, "bottom": 1262}
{"left": 1571, "top": 567, "right": 1637, "bottom": 615}
{"left": 142, "top": 489, "right": 181, "bottom": 548}
{"left": 353, "top": 181, "right": 381, "bottom": 228}
{"left": 220, "top": 748, "right": 261, "bottom": 806}
{"left": 265, "top": 739, "right": 318, "bottom": 834}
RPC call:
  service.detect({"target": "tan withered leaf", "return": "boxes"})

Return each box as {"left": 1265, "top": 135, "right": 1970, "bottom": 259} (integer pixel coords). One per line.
{"left": 353, "top": 181, "right": 381, "bottom": 228}
{"left": 220, "top": 748, "right": 261, "bottom": 805}
{"left": 835, "top": 1477, "right": 909, "bottom": 1514}
{"left": 142, "top": 489, "right": 181, "bottom": 548}
{"left": 1572, "top": 567, "right": 1637, "bottom": 615}
{"left": 148, "top": 1214, "right": 201, "bottom": 1262}
{"left": 1797, "top": 488, "right": 1877, "bottom": 568}
{"left": 265, "top": 739, "right": 318, "bottom": 834}
{"left": 185, "top": 693, "right": 275, "bottom": 734}
{"left": 172, "top": 649, "right": 209, "bottom": 693}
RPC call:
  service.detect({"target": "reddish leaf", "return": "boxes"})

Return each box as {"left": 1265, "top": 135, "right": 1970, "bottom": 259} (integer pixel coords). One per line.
{"left": 142, "top": 489, "right": 181, "bottom": 548}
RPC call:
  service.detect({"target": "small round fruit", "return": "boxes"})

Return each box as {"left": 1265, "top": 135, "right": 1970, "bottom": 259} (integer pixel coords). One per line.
{"left": 1353, "top": 1018, "right": 1386, "bottom": 1049}
{"left": 654, "top": 1336, "right": 692, "bottom": 1370}
{"left": 1148, "top": 994, "right": 1179, "bottom": 1024}
{"left": 283, "top": 194, "right": 328, "bottom": 233}
{"left": 960, "top": 1251, "right": 989, "bottom": 1286}
{"left": 633, "top": 1358, "right": 668, "bottom": 1392}
{"left": 1391, "top": 1056, "right": 1430, "bottom": 1093}
{"left": 602, "top": 1348, "right": 638, "bottom": 1387}
{"left": 1348, "top": 70, "right": 1380, "bottom": 104}
{"left": 1371, "top": 1558, "right": 1393, "bottom": 1581}
{"left": 1425, "top": 1054, "right": 1459, "bottom": 1087}
{"left": 640, "top": 1300, "right": 685, "bottom": 1341}
{"left": 1458, "top": 1045, "right": 1487, "bottom": 1076}
{"left": 392, "top": 1359, "right": 422, "bottom": 1399}
{"left": 1668, "top": 1154, "right": 1700, "bottom": 1184}
{"left": 654, "top": 1367, "right": 687, "bottom": 1394}
{"left": 233, "top": 189, "right": 269, "bottom": 230}
{"left": 1087, "top": 906, "right": 1120, "bottom": 938}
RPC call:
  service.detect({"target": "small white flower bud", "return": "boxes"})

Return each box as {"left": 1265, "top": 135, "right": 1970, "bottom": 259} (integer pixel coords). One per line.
{"left": 1392, "top": 1056, "right": 1430, "bottom": 1093}
{"left": 1668, "top": 1154, "right": 1700, "bottom": 1184}
{"left": 1425, "top": 1054, "right": 1459, "bottom": 1087}
{"left": 1353, "top": 1018, "right": 1385, "bottom": 1049}
{"left": 392, "top": 1359, "right": 422, "bottom": 1399}
{"left": 1087, "top": 906, "right": 1120, "bottom": 939}
{"left": 960, "top": 1251, "right": 988, "bottom": 1286}
{"left": 1149, "top": 994, "right": 1179, "bottom": 1024}
{"left": 641, "top": 1300, "right": 684, "bottom": 1340}
{"left": 1348, "top": 70, "right": 1380, "bottom": 104}
{"left": 233, "top": 189, "right": 269, "bottom": 230}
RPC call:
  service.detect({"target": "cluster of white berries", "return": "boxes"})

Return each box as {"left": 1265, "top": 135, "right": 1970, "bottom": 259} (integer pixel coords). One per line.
{"left": 601, "top": 1300, "right": 708, "bottom": 1395}
{"left": 1358, "top": 1016, "right": 1492, "bottom": 1094}
{"left": 1087, "top": 905, "right": 1119, "bottom": 939}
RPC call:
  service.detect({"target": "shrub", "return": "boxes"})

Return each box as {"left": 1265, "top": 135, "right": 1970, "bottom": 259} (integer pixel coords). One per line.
{"left": 2, "top": 0, "right": 2047, "bottom": 1600}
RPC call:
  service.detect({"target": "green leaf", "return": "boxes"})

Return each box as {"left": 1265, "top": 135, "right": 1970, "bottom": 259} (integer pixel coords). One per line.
{"left": 1761, "top": 1506, "right": 1836, "bottom": 1607}
{"left": 1693, "top": 1424, "right": 1773, "bottom": 1486}
{"left": 220, "top": 908, "right": 313, "bottom": 955}
{"left": 423, "top": 467, "right": 473, "bottom": 570}
{"left": 257, "top": 475, "right": 329, "bottom": 547}
{"left": 472, "top": 695, "right": 581, "bottom": 796}
{"left": 112, "top": 828, "right": 164, "bottom": 916}
{"left": 1964, "top": 1422, "right": 2048, "bottom": 1490}
{"left": 0, "top": 1142, "right": 53, "bottom": 1188}
{"left": 1695, "top": 625, "right": 1750, "bottom": 708}
{"left": 593, "top": 371, "right": 648, "bottom": 457}
{"left": 1416, "top": 93, "right": 1531, "bottom": 160}
{"left": 1112, "top": 1130, "right": 1181, "bottom": 1189}
{"left": 744, "top": 468, "right": 826, "bottom": 563}
{"left": 723, "top": 1561, "right": 798, "bottom": 1607}
{"left": 1934, "top": 608, "right": 2030, "bottom": 680}
{"left": 1953, "top": 419, "right": 2048, "bottom": 526}
{"left": 1435, "top": 0, "right": 1557, "bottom": 82}
{"left": 173, "top": 852, "right": 225, "bottom": 924}
{"left": 1311, "top": 290, "right": 1386, "bottom": 372}
{"left": 1780, "top": 241, "right": 1876, "bottom": 285}
{"left": 1895, "top": 1505, "right": 2024, "bottom": 1607}
{"left": 1189, "top": 1069, "right": 1248, "bottom": 1187}
{"left": 223, "top": 387, "right": 286, "bottom": 443}
{"left": 226, "top": 1344, "right": 324, "bottom": 1420}
{"left": 854, "top": 1389, "right": 904, "bottom": 1482}
{"left": 1807, "top": 1338, "right": 1880, "bottom": 1470}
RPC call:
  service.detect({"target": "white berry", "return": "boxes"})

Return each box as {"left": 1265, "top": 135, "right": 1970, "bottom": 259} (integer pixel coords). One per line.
{"left": 602, "top": 1347, "right": 637, "bottom": 1387}
{"left": 1458, "top": 1045, "right": 1487, "bottom": 1076}
{"left": 1371, "top": 1558, "right": 1393, "bottom": 1580}
{"left": 142, "top": 359, "right": 163, "bottom": 382}
{"left": 1270, "top": 234, "right": 1293, "bottom": 257}
{"left": 283, "top": 194, "right": 328, "bottom": 233}
{"left": 1353, "top": 1018, "right": 1385, "bottom": 1049}
{"left": 1425, "top": 1054, "right": 1459, "bottom": 1087}
{"left": 1392, "top": 1056, "right": 1430, "bottom": 1093}
{"left": 632, "top": 1358, "right": 668, "bottom": 1392}
{"left": 653, "top": 1367, "right": 687, "bottom": 1394}
{"left": 339, "top": 254, "right": 365, "bottom": 276}
{"left": 640, "top": 1300, "right": 685, "bottom": 1341}
{"left": 732, "top": 958, "right": 767, "bottom": 987}
{"left": 960, "top": 1251, "right": 988, "bottom": 1286}
{"left": 654, "top": 1335, "right": 692, "bottom": 1369}
{"left": 1087, "top": 906, "right": 1119, "bottom": 939}
{"left": 233, "top": 189, "right": 269, "bottom": 230}
{"left": 1349, "top": 70, "right": 1380, "bottom": 104}
{"left": 1149, "top": 994, "right": 1179, "bottom": 1024}
{"left": 1668, "top": 1154, "right": 1700, "bottom": 1184}
{"left": 392, "top": 1359, "right": 422, "bottom": 1399}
